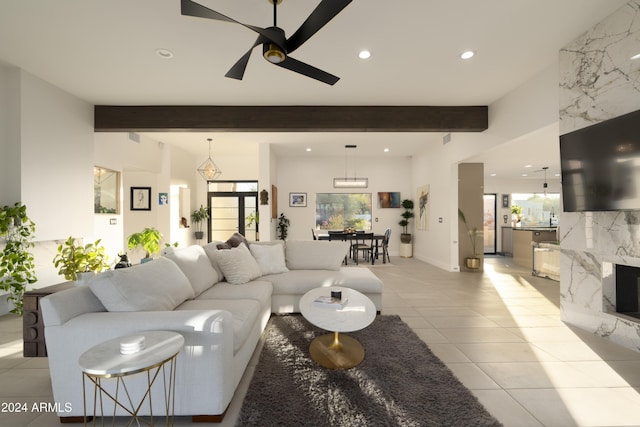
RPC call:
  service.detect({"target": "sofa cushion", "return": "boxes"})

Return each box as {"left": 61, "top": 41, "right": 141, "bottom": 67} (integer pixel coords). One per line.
{"left": 197, "top": 279, "right": 273, "bottom": 310}
{"left": 165, "top": 245, "right": 219, "bottom": 296}
{"left": 264, "top": 268, "right": 384, "bottom": 295}
{"left": 285, "top": 240, "right": 349, "bottom": 271}
{"left": 89, "top": 257, "right": 195, "bottom": 311}
{"left": 215, "top": 243, "right": 262, "bottom": 285}
{"left": 249, "top": 242, "right": 289, "bottom": 275}
{"left": 175, "top": 299, "right": 261, "bottom": 353}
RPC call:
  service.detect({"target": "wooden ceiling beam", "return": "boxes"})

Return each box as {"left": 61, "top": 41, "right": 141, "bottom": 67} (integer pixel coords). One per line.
{"left": 94, "top": 105, "right": 488, "bottom": 132}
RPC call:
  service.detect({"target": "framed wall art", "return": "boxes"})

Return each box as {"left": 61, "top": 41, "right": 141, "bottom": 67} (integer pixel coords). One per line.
{"left": 289, "top": 192, "right": 307, "bottom": 207}
{"left": 130, "top": 187, "right": 151, "bottom": 211}
{"left": 377, "top": 192, "right": 401, "bottom": 208}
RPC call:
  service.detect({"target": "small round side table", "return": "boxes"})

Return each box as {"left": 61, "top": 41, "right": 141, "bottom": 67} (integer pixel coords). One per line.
{"left": 78, "top": 330, "right": 184, "bottom": 426}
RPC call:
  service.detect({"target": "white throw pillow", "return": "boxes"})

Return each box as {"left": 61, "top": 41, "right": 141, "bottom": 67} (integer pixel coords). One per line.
{"left": 165, "top": 245, "right": 219, "bottom": 296}
{"left": 215, "top": 243, "right": 262, "bottom": 285}
{"left": 285, "top": 240, "right": 349, "bottom": 271}
{"left": 89, "top": 257, "right": 195, "bottom": 311}
{"left": 202, "top": 241, "right": 226, "bottom": 280}
{"left": 249, "top": 242, "right": 289, "bottom": 275}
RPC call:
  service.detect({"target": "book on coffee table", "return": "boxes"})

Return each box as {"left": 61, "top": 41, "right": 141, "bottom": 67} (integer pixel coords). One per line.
{"left": 313, "top": 296, "right": 348, "bottom": 308}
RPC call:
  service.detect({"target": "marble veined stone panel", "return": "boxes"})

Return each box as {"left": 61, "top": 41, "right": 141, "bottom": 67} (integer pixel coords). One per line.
{"left": 559, "top": 0, "right": 640, "bottom": 134}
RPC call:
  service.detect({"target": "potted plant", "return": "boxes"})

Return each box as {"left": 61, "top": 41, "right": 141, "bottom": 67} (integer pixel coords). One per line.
{"left": 511, "top": 205, "right": 523, "bottom": 226}
{"left": 398, "top": 199, "right": 415, "bottom": 244}
{"left": 53, "top": 237, "right": 110, "bottom": 284}
{"left": 127, "top": 227, "right": 163, "bottom": 262}
{"left": 246, "top": 210, "right": 259, "bottom": 241}
{"left": 277, "top": 213, "right": 290, "bottom": 240}
{"left": 0, "top": 203, "right": 37, "bottom": 315}
{"left": 458, "top": 208, "right": 483, "bottom": 269}
{"left": 191, "top": 205, "right": 210, "bottom": 240}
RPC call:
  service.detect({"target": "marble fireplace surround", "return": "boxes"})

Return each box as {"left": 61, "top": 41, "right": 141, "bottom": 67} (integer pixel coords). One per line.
{"left": 559, "top": 0, "right": 640, "bottom": 351}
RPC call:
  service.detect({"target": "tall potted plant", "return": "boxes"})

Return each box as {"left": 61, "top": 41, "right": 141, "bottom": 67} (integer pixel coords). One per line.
{"left": 398, "top": 199, "right": 415, "bottom": 243}
{"left": 127, "top": 227, "right": 163, "bottom": 262}
{"left": 458, "top": 208, "right": 483, "bottom": 269}
{"left": 0, "top": 203, "right": 37, "bottom": 315}
{"left": 191, "top": 205, "right": 210, "bottom": 240}
{"left": 53, "top": 237, "right": 110, "bottom": 284}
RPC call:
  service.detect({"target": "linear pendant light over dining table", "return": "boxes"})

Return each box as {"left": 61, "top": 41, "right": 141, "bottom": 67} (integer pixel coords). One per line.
{"left": 333, "top": 144, "right": 368, "bottom": 188}
{"left": 197, "top": 138, "right": 222, "bottom": 181}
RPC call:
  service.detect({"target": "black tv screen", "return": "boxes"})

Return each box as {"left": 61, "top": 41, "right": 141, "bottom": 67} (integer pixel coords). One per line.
{"left": 560, "top": 109, "right": 640, "bottom": 212}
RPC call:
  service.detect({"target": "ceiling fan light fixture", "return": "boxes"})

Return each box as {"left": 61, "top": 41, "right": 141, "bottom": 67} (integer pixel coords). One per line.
{"left": 263, "top": 44, "right": 286, "bottom": 63}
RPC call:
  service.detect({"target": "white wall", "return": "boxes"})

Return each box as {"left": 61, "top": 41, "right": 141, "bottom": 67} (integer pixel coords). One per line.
{"left": 276, "top": 154, "right": 413, "bottom": 254}
{"left": 411, "top": 63, "right": 562, "bottom": 270}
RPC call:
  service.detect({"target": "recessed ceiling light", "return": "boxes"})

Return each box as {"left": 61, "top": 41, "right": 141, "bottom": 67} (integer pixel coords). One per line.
{"left": 555, "top": 173, "right": 561, "bottom": 177}
{"left": 460, "top": 50, "right": 475, "bottom": 60}
{"left": 524, "top": 164, "right": 533, "bottom": 168}
{"left": 383, "top": 148, "right": 389, "bottom": 152}
{"left": 306, "top": 148, "right": 312, "bottom": 152}
{"left": 522, "top": 173, "right": 528, "bottom": 177}
{"left": 631, "top": 53, "right": 640, "bottom": 60}
{"left": 358, "top": 50, "right": 371, "bottom": 59}
{"left": 490, "top": 173, "right": 497, "bottom": 177}
{"left": 155, "top": 48, "right": 174, "bottom": 59}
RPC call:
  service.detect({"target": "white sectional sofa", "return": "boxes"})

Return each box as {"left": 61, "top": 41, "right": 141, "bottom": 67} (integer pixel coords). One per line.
{"left": 40, "top": 238, "right": 383, "bottom": 422}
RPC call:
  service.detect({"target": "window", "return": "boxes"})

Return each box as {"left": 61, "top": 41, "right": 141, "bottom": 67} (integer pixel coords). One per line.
{"left": 511, "top": 193, "right": 561, "bottom": 227}
{"left": 316, "top": 193, "right": 372, "bottom": 230}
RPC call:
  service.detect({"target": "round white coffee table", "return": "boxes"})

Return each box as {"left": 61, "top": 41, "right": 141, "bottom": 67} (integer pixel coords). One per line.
{"left": 78, "top": 330, "right": 184, "bottom": 426}
{"left": 300, "top": 286, "right": 376, "bottom": 369}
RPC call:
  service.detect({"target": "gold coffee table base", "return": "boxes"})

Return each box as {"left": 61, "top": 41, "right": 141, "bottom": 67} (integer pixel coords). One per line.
{"left": 309, "top": 331, "right": 365, "bottom": 370}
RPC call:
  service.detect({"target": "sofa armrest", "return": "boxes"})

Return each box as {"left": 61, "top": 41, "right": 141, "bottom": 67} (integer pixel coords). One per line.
{"left": 44, "top": 309, "right": 235, "bottom": 416}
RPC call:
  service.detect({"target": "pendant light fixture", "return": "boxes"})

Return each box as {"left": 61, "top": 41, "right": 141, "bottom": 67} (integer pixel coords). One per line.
{"left": 333, "top": 144, "right": 368, "bottom": 188}
{"left": 197, "top": 138, "right": 222, "bottom": 181}
{"left": 542, "top": 166, "right": 549, "bottom": 196}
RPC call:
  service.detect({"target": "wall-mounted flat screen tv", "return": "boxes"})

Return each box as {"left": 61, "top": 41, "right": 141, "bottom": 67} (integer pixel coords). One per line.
{"left": 560, "top": 108, "right": 640, "bottom": 212}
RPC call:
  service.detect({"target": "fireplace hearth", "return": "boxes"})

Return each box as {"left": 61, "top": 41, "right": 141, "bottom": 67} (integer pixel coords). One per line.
{"left": 615, "top": 264, "right": 640, "bottom": 320}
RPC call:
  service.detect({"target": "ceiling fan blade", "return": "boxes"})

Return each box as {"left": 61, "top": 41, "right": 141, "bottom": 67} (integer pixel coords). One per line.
{"left": 276, "top": 56, "right": 339, "bottom": 85}
{"left": 225, "top": 36, "right": 267, "bottom": 80}
{"left": 285, "top": 0, "right": 352, "bottom": 53}
{"left": 181, "top": 0, "right": 278, "bottom": 45}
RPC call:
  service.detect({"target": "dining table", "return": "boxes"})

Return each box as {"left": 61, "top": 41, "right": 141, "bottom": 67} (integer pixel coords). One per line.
{"left": 317, "top": 231, "right": 386, "bottom": 265}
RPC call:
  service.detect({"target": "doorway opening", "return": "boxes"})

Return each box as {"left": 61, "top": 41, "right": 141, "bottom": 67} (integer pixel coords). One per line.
{"left": 483, "top": 194, "right": 497, "bottom": 254}
{"left": 208, "top": 181, "right": 258, "bottom": 242}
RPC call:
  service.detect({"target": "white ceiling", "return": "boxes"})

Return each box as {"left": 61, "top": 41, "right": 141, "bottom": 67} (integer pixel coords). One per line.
{"left": 0, "top": 0, "right": 628, "bottom": 180}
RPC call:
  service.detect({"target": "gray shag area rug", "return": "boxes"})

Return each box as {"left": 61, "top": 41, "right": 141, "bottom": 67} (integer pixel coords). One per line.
{"left": 236, "top": 315, "right": 502, "bottom": 427}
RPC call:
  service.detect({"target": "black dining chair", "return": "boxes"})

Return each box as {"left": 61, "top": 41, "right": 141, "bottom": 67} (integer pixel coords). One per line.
{"left": 380, "top": 228, "right": 391, "bottom": 264}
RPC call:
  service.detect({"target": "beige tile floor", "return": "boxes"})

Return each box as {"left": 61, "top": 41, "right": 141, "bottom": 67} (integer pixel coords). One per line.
{"left": 2, "top": 256, "right": 640, "bottom": 426}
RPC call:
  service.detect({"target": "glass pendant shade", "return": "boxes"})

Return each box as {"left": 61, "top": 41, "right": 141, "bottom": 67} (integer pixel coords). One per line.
{"left": 197, "top": 138, "right": 222, "bottom": 181}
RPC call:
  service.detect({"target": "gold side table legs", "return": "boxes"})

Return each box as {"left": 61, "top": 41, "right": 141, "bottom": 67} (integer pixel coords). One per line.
{"left": 82, "top": 355, "right": 178, "bottom": 426}
{"left": 309, "top": 331, "right": 365, "bottom": 370}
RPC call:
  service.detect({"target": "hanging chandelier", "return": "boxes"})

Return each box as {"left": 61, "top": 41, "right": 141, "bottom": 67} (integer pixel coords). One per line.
{"left": 333, "top": 144, "right": 368, "bottom": 188}
{"left": 197, "top": 138, "right": 222, "bottom": 181}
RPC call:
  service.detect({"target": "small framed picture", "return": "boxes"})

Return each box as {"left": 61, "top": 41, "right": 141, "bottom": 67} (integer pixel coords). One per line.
{"left": 502, "top": 194, "right": 509, "bottom": 208}
{"left": 131, "top": 187, "right": 152, "bottom": 211}
{"left": 289, "top": 192, "right": 307, "bottom": 207}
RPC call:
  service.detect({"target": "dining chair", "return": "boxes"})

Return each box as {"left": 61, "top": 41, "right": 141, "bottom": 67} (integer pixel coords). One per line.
{"left": 353, "top": 232, "right": 374, "bottom": 265}
{"left": 311, "top": 228, "right": 317, "bottom": 240}
{"left": 380, "top": 228, "right": 391, "bottom": 264}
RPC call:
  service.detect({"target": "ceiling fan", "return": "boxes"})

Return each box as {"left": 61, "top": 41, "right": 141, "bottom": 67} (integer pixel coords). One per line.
{"left": 181, "top": 0, "right": 352, "bottom": 85}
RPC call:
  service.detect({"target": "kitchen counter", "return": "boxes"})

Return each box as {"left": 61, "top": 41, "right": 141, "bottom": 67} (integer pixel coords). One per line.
{"left": 512, "top": 228, "right": 558, "bottom": 269}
